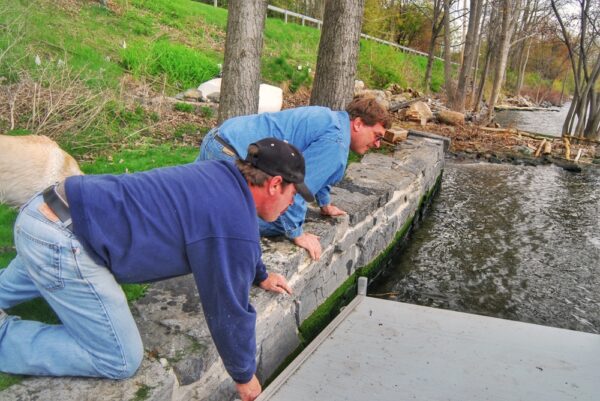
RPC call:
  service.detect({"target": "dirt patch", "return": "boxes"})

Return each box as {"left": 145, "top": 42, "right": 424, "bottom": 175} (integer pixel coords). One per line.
{"left": 391, "top": 117, "right": 598, "bottom": 169}
{"left": 119, "top": 75, "right": 218, "bottom": 148}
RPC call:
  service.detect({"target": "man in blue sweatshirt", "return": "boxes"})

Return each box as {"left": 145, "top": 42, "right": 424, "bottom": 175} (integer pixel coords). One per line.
{"left": 197, "top": 96, "right": 390, "bottom": 261}
{"left": 0, "top": 138, "right": 312, "bottom": 401}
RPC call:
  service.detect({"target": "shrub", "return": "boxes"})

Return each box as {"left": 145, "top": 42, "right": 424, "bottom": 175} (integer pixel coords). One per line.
{"left": 122, "top": 11, "right": 156, "bottom": 36}
{"left": 262, "top": 55, "right": 312, "bottom": 92}
{"left": 357, "top": 40, "right": 443, "bottom": 92}
{"left": 200, "top": 105, "right": 214, "bottom": 118}
{"left": 121, "top": 39, "right": 220, "bottom": 91}
{"left": 174, "top": 102, "right": 194, "bottom": 113}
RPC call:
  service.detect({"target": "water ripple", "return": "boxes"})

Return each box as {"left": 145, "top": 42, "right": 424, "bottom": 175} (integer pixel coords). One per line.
{"left": 372, "top": 163, "right": 600, "bottom": 334}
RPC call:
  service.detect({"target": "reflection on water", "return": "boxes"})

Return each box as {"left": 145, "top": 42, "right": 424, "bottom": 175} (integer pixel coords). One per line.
{"left": 494, "top": 103, "right": 571, "bottom": 136}
{"left": 370, "top": 163, "right": 600, "bottom": 333}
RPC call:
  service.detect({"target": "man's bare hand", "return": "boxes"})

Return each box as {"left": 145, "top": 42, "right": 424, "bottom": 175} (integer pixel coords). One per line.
{"left": 259, "top": 272, "right": 292, "bottom": 295}
{"left": 235, "top": 375, "right": 261, "bottom": 401}
{"left": 320, "top": 204, "right": 347, "bottom": 217}
{"left": 293, "top": 232, "right": 322, "bottom": 260}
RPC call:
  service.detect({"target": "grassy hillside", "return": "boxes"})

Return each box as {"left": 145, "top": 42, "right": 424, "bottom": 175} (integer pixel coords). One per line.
{"left": 0, "top": 0, "right": 443, "bottom": 156}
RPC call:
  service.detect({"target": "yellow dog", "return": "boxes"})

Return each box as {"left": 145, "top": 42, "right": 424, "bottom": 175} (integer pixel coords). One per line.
{"left": 0, "top": 135, "right": 83, "bottom": 207}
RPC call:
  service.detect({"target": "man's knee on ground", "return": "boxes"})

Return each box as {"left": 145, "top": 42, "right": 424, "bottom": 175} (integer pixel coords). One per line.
{"left": 98, "top": 338, "right": 144, "bottom": 380}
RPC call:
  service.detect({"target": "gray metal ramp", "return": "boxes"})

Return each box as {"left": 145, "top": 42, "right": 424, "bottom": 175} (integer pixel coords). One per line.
{"left": 258, "top": 292, "right": 600, "bottom": 401}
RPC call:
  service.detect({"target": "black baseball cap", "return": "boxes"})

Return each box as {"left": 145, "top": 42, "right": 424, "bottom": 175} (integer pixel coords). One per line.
{"left": 246, "top": 138, "right": 315, "bottom": 202}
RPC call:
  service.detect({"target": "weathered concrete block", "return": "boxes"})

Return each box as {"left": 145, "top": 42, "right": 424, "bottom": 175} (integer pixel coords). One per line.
{"left": 356, "top": 215, "right": 401, "bottom": 266}
{"left": 329, "top": 184, "right": 382, "bottom": 226}
{"left": 297, "top": 246, "right": 360, "bottom": 322}
{"left": 335, "top": 212, "right": 376, "bottom": 252}
{"left": 255, "top": 302, "right": 299, "bottom": 381}
{"left": 1, "top": 359, "right": 176, "bottom": 401}
{"left": 383, "top": 189, "right": 411, "bottom": 218}
{"left": 134, "top": 276, "right": 219, "bottom": 386}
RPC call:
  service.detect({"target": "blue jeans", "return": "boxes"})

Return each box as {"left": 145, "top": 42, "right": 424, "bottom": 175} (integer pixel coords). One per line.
{"left": 197, "top": 128, "right": 281, "bottom": 236}
{"left": 0, "top": 194, "right": 143, "bottom": 379}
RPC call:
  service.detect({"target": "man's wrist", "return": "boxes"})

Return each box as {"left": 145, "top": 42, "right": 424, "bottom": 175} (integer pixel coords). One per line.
{"left": 286, "top": 227, "right": 303, "bottom": 239}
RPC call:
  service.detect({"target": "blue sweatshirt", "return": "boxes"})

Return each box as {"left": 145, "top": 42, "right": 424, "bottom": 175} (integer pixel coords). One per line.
{"left": 65, "top": 161, "right": 267, "bottom": 383}
{"left": 216, "top": 106, "right": 351, "bottom": 238}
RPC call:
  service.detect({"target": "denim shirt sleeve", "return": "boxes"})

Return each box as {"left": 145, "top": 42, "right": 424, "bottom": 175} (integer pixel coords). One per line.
{"left": 262, "top": 136, "right": 347, "bottom": 239}
{"left": 315, "top": 185, "right": 332, "bottom": 207}
{"left": 259, "top": 194, "right": 307, "bottom": 238}
{"left": 304, "top": 137, "right": 347, "bottom": 208}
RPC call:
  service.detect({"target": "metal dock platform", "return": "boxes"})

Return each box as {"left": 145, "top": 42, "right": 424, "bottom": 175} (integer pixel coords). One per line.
{"left": 258, "top": 278, "right": 600, "bottom": 401}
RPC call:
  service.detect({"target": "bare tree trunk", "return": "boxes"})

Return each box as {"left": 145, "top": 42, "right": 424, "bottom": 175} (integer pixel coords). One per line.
{"left": 424, "top": 35, "right": 438, "bottom": 92}
{"left": 443, "top": 0, "right": 456, "bottom": 106}
{"left": 423, "top": 0, "right": 445, "bottom": 91}
{"left": 469, "top": 0, "right": 489, "bottom": 108}
{"left": 460, "top": 0, "right": 467, "bottom": 63}
{"left": 559, "top": 73, "right": 566, "bottom": 105}
{"left": 484, "top": 0, "right": 521, "bottom": 123}
{"left": 576, "top": 55, "right": 600, "bottom": 138}
{"left": 588, "top": 94, "right": 600, "bottom": 139}
{"left": 473, "top": 45, "right": 491, "bottom": 112}
{"left": 515, "top": 41, "right": 531, "bottom": 95}
{"left": 509, "top": 0, "right": 530, "bottom": 72}
{"left": 310, "top": 0, "right": 366, "bottom": 109}
{"left": 451, "top": 0, "right": 484, "bottom": 112}
{"left": 551, "top": 0, "right": 600, "bottom": 140}
{"left": 473, "top": 0, "right": 500, "bottom": 112}
{"left": 218, "top": 0, "right": 267, "bottom": 123}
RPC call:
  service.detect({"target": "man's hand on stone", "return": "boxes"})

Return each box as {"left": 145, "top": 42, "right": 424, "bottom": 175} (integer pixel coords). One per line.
{"left": 235, "top": 375, "right": 262, "bottom": 401}
{"left": 259, "top": 272, "right": 292, "bottom": 295}
{"left": 320, "top": 204, "right": 347, "bottom": 217}
{"left": 293, "top": 232, "right": 322, "bottom": 260}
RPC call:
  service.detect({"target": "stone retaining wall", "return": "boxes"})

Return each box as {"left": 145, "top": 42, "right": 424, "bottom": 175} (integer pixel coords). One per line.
{"left": 2, "top": 132, "right": 446, "bottom": 401}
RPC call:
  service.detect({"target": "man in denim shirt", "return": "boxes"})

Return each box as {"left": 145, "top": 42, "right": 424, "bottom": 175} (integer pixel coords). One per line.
{"left": 197, "top": 96, "right": 391, "bottom": 260}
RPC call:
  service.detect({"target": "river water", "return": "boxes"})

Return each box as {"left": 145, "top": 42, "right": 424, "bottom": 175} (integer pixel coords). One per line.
{"left": 494, "top": 103, "right": 570, "bottom": 137}
{"left": 370, "top": 162, "right": 600, "bottom": 334}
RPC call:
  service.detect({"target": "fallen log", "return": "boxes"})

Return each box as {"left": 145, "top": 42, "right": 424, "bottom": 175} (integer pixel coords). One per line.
{"left": 563, "top": 137, "right": 571, "bottom": 160}
{"left": 543, "top": 141, "right": 552, "bottom": 155}
{"left": 534, "top": 139, "right": 547, "bottom": 157}
{"left": 388, "top": 97, "right": 425, "bottom": 112}
{"left": 494, "top": 105, "right": 555, "bottom": 111}
{"left": 549, "top": 157, "right": 583, "bottom": 172}
{"left": 477, "top": 126, "right": 517, "bottom": 132}
{"left": 562, "top": 135, "right": 600, "bottom": 146}
{"left": 436, "top": 110, "right": 465, "bottom": 126}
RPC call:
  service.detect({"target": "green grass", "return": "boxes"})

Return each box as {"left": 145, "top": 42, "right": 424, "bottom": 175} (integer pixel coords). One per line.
{"left": 0, "top": 373, "right": 23, "bottom": 393}
{"left": 2, "top": 0, "right": 443, "bottom": 93}
{"left": 82, "top": 144, "right": 198, "bottom": 174}
{"left": 131, "top": 384, "right": 152, "bottom": 401}
{"left": 262, "top": 54, "right": 313, "bottom": 92}
{"left": 199, "top": 105, "right": 215, "bottom": 118}
{"left": 1, "top": 0, "right": 444, "bottom": 158}
{"left": 174, "top": 102, "right": 195, "bottom": 113}
{"left": 121, "top": 39, "right": 220, "bottom": 91}
{"left": 358, "top": 39, "right": 444, "bottom": 90}
{"left": 0, "top": 206, "right": 17, "bottom": 269}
